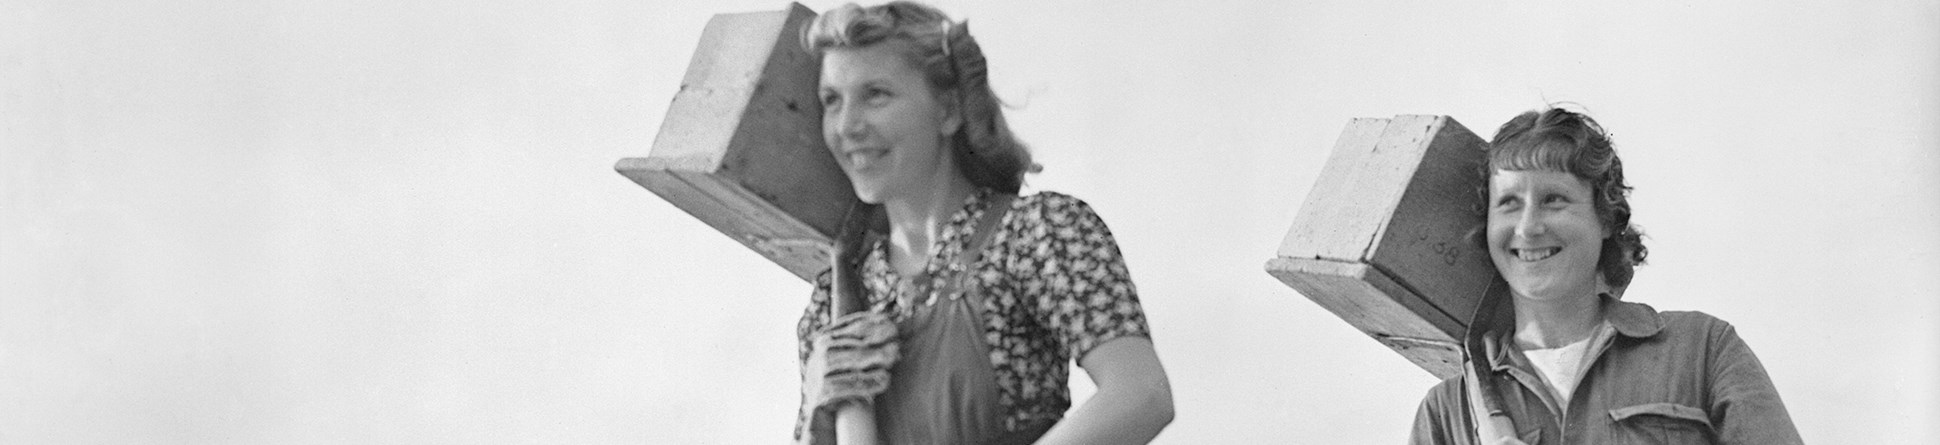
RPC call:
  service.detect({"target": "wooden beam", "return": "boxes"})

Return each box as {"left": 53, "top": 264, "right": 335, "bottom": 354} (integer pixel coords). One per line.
{"left": 616, "top": 3, "right": 854, "bottom": 282}
{"left": 1267, "top": 115, "right": 1496, "bottom": 378}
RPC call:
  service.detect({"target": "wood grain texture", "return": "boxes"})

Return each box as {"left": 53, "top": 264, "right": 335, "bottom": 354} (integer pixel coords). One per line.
{"left": 1268, "top": 115, "right": 1493, "bottom": 378}
{"left": 1365, "top": 116, "right": 1493, "bottom": 334}
{"left": 1265, "top": 257, "right": 1463, "bottom": 378}
{"left": 615, "top": 3, "right": 857, "bottom": 282}
{"left": 1276, "top": 117, "right": 1391, "bottom": 261}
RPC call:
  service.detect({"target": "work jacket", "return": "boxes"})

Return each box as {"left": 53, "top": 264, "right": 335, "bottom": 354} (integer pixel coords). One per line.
{"left": 1410, "top": 294, "right": 1803, "bottom": 444}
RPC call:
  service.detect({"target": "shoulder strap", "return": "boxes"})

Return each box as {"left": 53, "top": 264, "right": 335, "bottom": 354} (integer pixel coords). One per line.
{"left": 1465, "top": 363, "right": 1517, "bottom": 442}
{"left": 950, "top": 194, "right": 1028, "bottom": 442}
{"left": 959, "top": 193, "right": 1015, "bottom": 269}
{"left": 829, "top": 203, "right": 878, "bottom": 317}
{"left": 1464, "top": 279, "right": 1519, "bottom": 443}
{"left": 936, "top": 193, "right": 1015, "bottom": 301}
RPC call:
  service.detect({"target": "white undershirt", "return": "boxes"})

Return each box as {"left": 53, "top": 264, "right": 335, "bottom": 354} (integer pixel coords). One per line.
{"left": 1520, "top": 331, "right": 1596, "bottom": 407}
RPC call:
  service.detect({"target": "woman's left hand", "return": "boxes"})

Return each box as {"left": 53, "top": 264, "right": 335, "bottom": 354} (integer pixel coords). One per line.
{"left": 800, "top": 311, "right": 900, "bottom": 410}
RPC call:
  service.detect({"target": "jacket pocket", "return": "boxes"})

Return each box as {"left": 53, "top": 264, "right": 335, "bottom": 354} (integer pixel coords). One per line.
{"left": 1608, "top": 403, "right": 1714, "bottom": 444}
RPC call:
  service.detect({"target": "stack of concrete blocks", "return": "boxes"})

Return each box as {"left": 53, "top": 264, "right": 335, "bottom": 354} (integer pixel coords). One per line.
{"left": 615, "top": 3, "right": 850, "bottom": 282}
{"left": 1265, "top": 115, "right": 1498, "bottom": 378}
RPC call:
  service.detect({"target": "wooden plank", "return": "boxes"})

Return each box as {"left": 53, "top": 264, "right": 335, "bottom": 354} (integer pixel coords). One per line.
{"left": 1265, "top": 257, "right": 1463, "bottom": 378}
{"left": 1265, "top": 257, "right": 1444, "bottom": 340}
{"left": 1372, "top": 333, "right": 1463, "bottom": 379}
{"left": 1276, "top": 118, "right": 1390, "bottom": 261}
{"left": 670, "top": 168, "right": 830, "bottom": 277}
{"left": 1367, "top": 116, "right": 1494, "bottom": 330}
{"left": 1267, "top": 115, "right": 1493, "bottom": 378}
{"left": 615, "top": 3, "right": 857, "bottom": 281}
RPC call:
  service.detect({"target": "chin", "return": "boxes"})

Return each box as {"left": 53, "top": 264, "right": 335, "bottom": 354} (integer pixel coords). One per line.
{"left": 850, "top": 186, "right": 885, "bottom": 204}
{"left": 1509, "top": 281, "right": 1595, "bottom": 303}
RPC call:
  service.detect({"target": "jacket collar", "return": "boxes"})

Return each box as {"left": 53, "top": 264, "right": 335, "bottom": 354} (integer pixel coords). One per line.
{"left": 1467, "top": 290, "right": 1666, "bottom": 371}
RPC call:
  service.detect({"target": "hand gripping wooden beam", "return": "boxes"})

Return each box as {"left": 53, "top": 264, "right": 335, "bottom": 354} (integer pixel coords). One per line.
{"left": 615, "top": 3, "right": 855, "bottom": 282}
{"left": 1266, "top": 115, "right": 1498, "bottom": 378}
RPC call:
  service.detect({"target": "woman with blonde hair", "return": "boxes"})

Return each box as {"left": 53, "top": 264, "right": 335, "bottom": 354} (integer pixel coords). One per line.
{"left": 793, "top": 2, "right": 1174, "bottom": 444}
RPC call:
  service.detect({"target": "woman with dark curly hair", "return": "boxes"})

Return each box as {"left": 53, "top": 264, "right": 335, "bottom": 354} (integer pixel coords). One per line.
{"left": 791, "top": 2, "right": 1174, "bottom": 444}
{"left": 1408, "top": 108, "right": 1801, "bottom": 444}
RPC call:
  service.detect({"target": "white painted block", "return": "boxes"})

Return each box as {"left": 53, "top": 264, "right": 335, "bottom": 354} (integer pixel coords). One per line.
{"left": 616, "top": 3, "right": 854, "bottom": 281}
{"left": 1267, "top": 115, "right": 1496, "bottom": 378}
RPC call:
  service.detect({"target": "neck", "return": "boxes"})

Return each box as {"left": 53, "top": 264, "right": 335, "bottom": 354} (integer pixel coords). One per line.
{"left": 1511, "top": 290, "right": 1605, "bottom": 349}
{"left": 880, "top": 174, "right": 979, "bottom": 274}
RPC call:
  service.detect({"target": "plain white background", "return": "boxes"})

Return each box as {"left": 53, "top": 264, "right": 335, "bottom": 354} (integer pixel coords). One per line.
{"left": 3, "top": 0, "right": 1936, "bottom": 443}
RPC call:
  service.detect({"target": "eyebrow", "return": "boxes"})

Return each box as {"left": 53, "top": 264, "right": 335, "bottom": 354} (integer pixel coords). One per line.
{"left": 1490, "top": 183, "right": 1588, "bottom": 203}
{"left": 1540, "top": 184, "right": 1593, "bottom": 199}
{"left": 826, "top": 74, "right": 894, "bottom": 86}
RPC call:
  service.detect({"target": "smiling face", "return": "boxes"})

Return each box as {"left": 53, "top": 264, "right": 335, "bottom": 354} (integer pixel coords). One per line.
{"left": 1487, "top": 169, "right": 1610, "bottom": 304}
{"left": 818, "top": 42, "right": 961, "bottom": 204}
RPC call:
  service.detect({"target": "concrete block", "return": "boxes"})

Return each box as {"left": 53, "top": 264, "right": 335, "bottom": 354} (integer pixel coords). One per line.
{"left": 1266, "top": 115, "right": 1497, "bottom": 378}
{"left": 616, "top": 3, "right": 856, "bottom": 282}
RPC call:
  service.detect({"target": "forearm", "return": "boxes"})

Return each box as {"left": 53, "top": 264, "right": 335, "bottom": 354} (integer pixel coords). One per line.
{"left": 1034, "top": 337, "right": 1174, "bottom": 444}
{"left": 1033, "top": 380, "right": 1174, "bottom": 444}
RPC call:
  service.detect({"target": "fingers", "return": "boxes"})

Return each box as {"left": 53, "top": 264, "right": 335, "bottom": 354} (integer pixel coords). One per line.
{"left": 823, "top": 312, "right": 897, "bottom": 343}
{"left": 815, "top": 313, "right": 899, "bottom": 378}
{"left": 807, "top": 312, "right": 899, "bottom": 410}
{"left": 818, "top": 365, "right": 892, "bottom": 408}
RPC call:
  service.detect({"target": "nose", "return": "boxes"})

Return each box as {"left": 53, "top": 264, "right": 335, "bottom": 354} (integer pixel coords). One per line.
{"left": 1513, "top": 206, "right": 1547, "bottom": 239}
{"left": 831, "top": 102, "right": 868, "bottom": 144}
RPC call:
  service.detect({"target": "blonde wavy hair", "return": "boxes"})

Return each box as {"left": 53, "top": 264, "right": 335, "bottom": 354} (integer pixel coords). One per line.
{"left": 803, "top": 1, "right": 1036, "bottom": 193}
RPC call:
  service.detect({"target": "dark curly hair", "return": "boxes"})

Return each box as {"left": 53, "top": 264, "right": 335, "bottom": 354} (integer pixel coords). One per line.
{"left": 802, "top": 1, "right": 1036, "bottom": 193}
{"left": 1483, "top": 107, "right": 1648, "bottom": 290}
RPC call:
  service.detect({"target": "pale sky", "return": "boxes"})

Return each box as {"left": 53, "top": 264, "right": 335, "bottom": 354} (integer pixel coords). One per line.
{"left": 4, "top": 0, "right": 1937, "bottom": 443}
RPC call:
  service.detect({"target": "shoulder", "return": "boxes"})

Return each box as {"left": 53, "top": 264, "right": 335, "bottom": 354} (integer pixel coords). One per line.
{"left": 1626, "top": 308, "right": 1759, "bottom": 366}
{"left": 1657, "top": 309, "right": 1726, "bottom": 325}
{"left": 1015, "top": 190, "right": 1089, "bottom": 209}
{"left": 1420, "top": 374, "right": 1466, "bottom": 410}
{"left": 1411, "top": 374, "right": 1471, "bottom": 444}
{"left": 1015, "top": 190, "right": 1095, "bottom": 214}
{"left": 999, "top": 191, "right": 1128, "bottom": 258}
{"left": 1654, "top": 310, "right": 1736, "bottom": 338}
{"left": 1607, "top": 298, "right": 1735, "bottom": 341}
{"left": 1010, "top": 191, "right": 1111, "bottom": 229}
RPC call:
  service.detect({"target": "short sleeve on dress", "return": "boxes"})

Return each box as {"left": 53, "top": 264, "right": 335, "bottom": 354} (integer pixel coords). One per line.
{"left": 1013, "top": 193, "right": 1152, "bottom": 362}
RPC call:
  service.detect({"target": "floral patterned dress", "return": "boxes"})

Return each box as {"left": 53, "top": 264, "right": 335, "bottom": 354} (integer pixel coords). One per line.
{"left": 795, "top": 189, "right": 1152, "bottom": 439}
